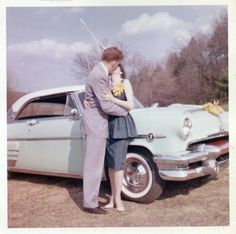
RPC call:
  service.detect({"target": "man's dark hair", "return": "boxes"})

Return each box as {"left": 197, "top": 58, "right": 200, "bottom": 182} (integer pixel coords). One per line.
{"left": 101, "top": 47, "right": 124, "bottom": 62}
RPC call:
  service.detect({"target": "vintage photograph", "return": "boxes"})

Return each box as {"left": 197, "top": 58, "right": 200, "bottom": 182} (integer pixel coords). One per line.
{"left": 6, "top": 4, "right": 229, "bottom": 228}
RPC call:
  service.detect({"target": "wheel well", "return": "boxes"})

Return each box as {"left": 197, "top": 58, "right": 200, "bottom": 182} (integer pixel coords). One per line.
{"left": 128, "top": 145, "right": 163, "bottom": 185}
{"left": 128, "top": 145, "right": 153, "bottom": 159}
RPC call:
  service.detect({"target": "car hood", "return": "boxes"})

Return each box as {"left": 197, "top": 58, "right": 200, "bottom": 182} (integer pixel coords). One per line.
{"left": 130, "top": 104, "right": 228, "bottom": 139}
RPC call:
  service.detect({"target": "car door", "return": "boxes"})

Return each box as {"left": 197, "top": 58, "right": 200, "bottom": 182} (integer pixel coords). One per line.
{"left": 8, "top": 117, "right": 31, "bottom": 170}
{"left": 16, "top": 92, "right": 85, "bottom": 177}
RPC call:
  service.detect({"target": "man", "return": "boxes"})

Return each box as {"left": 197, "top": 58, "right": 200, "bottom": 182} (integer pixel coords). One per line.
{"left": 82, "top": 47, "right": 128, "bottom": 214}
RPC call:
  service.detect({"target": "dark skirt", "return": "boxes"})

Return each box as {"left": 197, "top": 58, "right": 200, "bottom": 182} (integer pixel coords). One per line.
{"left": 105, "top": 138, "right": 130, "bottom": 170}
{"left": 108, "top": 113, "right": 137, "bottom": 139}
{"left": 105, "top": 113, "right": 137, "bottom": 170}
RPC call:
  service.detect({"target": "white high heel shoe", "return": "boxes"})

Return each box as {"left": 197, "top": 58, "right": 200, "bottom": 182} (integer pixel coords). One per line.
{"left": 116, "top": 206, "right": 125, "bottom": 212}
{"left": 104, "top": 203, "right": 114, "bottom": 209}
{"left": 115, "top": 200, "right": 125, "bottom": 212}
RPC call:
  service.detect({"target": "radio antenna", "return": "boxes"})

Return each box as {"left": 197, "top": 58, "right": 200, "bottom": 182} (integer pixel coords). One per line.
{"left": 80, "top": 18, "right": 106, "bottom": 56}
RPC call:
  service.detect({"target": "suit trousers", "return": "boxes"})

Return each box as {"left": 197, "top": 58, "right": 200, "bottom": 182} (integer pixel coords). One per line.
{"left": 83, "top": 136, "right": 106, "bottom": 208}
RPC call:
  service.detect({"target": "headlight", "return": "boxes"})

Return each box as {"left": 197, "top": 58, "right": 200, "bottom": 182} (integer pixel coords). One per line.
{"left": 182, "top": 117, "right": 192, "bottom": 139}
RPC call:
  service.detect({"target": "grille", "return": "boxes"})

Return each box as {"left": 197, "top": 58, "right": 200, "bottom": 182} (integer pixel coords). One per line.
{"left": 187, "top": 136, "right": 229, "bottom": 154}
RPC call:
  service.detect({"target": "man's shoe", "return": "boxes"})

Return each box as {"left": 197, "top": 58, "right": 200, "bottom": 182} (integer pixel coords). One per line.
{"left": 83, "top": 206, "right": 107, "bottom": 214}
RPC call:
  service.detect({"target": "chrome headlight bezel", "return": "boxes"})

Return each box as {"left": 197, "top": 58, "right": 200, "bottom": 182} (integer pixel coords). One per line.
{"left": 182, "top": 117, "right": 192, "bottom": 139}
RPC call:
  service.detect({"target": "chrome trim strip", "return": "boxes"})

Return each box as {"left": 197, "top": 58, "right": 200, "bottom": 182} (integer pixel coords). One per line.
{"left": 136, "top": 134, "right": 167, "bottom": 139}
{"left": 7, "top": 168, "right": 83, "bottom": 179}
{"left": 159, "top": 158, "right": 228, "bottom": 181}
{"left": 8, "top": 154, "right": 19, "bottom": 157}
{"left": 71, "top": 91, "right": 84, "bottom": 114}
{"left": 207, "top": 132, "right": 228, "bottom": 138}
{"left": 8, "top": 135, "right": 165, "bottom": 141}
{"left": 7, "top": 149, "right": 19, "bottom": 157}
{"left": 154, "top": 145, "right": 221, "bottom": 168}
{"left": 8, "top": 136, "right": 83, "bottom": 141}
{"left": 154, "top": 144, "right": 228, "bottom": 181}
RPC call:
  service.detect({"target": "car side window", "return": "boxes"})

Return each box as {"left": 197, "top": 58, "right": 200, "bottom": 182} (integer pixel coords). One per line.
{"left": 16, "top": 93, "right": 76, "bottom": 120}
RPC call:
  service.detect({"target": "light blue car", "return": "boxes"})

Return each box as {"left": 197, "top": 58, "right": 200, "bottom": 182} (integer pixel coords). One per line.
{"left": 7, "top": 85, "right": 229, "bottom": 203}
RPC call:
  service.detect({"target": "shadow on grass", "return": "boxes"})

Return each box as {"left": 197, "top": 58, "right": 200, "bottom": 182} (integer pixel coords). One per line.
{"left": 8, "top": 173, "right": 110, "bottom": 210}
{"left": 8, "top": 172, "right": 223, "bottom": 204}
{"left": 159, "top": 176, "right": 216, "bottom": 200}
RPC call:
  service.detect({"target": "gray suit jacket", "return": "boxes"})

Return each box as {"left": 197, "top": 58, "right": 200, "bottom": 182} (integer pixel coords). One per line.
{"left": 82, "top": 63, "right": 128, "bottom": 139}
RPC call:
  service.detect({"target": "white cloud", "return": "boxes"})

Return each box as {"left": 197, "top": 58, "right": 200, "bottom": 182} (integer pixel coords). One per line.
{"left": 121, "top": 12, "right": 190, "bottom": 35}
{"left": 8, "top": 39, "right": 91, "bottom": 60}
{"left": 120, "top": 11, "right": 225, "bottom": 47}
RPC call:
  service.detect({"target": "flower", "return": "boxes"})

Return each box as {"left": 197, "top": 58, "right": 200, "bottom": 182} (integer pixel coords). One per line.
{"left": 202, "top": 102, "right": 224, "bottom": 116}
{"left": 112, "top": 83, "right": 124, "bottom": 96}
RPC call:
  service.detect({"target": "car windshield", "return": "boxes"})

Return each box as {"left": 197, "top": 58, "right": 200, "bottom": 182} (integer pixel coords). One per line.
{"left": 133, "top": 96, "right": 144, "bottom": 108}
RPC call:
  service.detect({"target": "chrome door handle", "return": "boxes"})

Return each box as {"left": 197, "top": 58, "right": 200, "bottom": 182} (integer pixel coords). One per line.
{"left": 27, "top": 119, "right": 39, "bottom": 126}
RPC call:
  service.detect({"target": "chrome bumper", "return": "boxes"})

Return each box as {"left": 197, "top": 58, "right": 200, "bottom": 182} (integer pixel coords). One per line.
{"left": 153, "top": 144, "right": 228, "bottom": 181}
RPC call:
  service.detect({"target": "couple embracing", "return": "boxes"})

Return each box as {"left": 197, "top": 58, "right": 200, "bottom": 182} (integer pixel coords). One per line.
{"left": 82, "top": 47, "right": 137, "bottom": 214}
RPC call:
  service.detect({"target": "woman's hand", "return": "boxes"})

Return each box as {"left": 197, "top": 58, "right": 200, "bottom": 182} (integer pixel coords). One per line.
{"left": 101, "top": 91, "right": 115, "bottom": 102}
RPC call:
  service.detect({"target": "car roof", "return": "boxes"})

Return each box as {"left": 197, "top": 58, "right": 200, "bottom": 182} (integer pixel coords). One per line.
{"left": 11, "top": 85, "right": 85, "bottom": 113}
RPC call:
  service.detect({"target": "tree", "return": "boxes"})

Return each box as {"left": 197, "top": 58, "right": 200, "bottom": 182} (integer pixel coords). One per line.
{"left": 206, "top": 13, "right": 228, "bottom": 100}
{"left": 163, "top": 12, "right": 228, "bottom": 105}
{"left": 72, "top": 40, "right": 128, "bottom": 80}
{"left": 71, "top": 13, "right": 228, "bottom": 106}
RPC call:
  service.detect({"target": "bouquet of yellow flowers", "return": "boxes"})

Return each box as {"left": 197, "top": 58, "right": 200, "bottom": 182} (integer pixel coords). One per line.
{"left": 202, "top": 99, "right": 224, "bottom": 116}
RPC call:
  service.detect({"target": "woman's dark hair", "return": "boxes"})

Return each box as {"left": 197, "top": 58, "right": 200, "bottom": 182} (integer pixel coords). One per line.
{"left": 118, "top": 63, "right": 126, "bottom": 79}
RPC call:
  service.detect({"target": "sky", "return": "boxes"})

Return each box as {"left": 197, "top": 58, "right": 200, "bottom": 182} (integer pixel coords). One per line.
{"left": 7, "top": 5, "right": 227, "bottom": 92}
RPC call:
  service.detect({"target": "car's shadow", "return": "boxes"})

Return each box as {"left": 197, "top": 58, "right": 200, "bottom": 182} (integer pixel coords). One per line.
{"left": 8, "top": 172, "right": 217, "bottom": 207}
{"left": 8, "top": 173, "right": 110, "bottom": 210}
{"left": 159, "top": 176, "right": 216, "bottom": 200}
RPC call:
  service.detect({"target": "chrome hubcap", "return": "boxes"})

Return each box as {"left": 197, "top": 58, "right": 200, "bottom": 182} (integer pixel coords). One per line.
{"left": 123, "top": 158, "right": 149, "bottom": 193}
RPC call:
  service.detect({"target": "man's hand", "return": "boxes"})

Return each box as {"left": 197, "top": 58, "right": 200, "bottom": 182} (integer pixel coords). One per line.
{"left": 84, "top": 99, "right": 91, "bottom": 109}
{"left": 101, "top": 91, "right": 115, "bottom": 102}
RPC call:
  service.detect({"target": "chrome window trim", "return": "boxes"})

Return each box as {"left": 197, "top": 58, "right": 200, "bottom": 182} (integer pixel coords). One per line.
{"left": 64, "top": 93, "right": 77, "bottom": 116}
{"left": 14, "top": 96, "right": 40, "bottom": 121}
{"left": 8, "top": 115, "right": 76, "bottom": 125}
{"left": 72, "top": 91, "right": 85, "bottom": 113}
{"left": 13, "top": 92, "right": 77, "bottom": 122}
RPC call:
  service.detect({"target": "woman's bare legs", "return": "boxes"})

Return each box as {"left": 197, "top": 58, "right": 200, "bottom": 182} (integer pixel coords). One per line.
{"left": 105, "top": 168, "right": 125, "bottom": 211}
{"left": 105, "top": 168, "right": 115, "bottom": 208}
{"left": 114, "top": 170, "right": 124, "bottom": 211}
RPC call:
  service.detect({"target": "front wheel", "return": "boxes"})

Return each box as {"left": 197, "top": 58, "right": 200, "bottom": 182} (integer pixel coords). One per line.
{"left": 121, "top": 151, "right": 164, "bottom": 204}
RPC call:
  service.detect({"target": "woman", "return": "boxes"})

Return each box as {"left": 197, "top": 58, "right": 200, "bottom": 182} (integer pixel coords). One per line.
{"left": 101, "top": 63, "right": 137, "bottom": 212}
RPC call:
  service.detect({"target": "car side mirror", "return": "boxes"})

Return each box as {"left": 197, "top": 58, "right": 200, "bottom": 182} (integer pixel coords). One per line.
{"left": 151, "top": 102, "right": 159, "bottom": 108}
{"left": 70, "top": 109, "right": 82, "bottom": 120}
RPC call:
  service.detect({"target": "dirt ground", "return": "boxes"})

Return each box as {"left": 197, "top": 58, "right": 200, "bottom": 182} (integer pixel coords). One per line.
{"left": 8, "top": 167, "right": 229, "bottom": 228}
